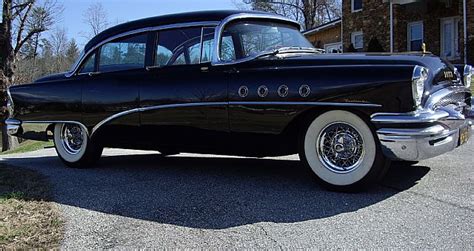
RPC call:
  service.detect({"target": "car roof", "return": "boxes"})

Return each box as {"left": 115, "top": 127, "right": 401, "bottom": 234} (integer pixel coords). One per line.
{"left": 84, "top": 10, "right": 291, "bottom": 52}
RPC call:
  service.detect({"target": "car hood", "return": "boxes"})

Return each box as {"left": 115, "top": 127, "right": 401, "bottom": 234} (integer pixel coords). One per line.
{"left": 254, "top": 52, "right": 462, "bottom": 90}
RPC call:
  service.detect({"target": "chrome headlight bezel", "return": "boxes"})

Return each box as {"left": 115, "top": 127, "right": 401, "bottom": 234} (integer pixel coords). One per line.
{"left": 463, "top": 65, "right": 472, "bottom": 89}
{"left": 412, "top": 65, "right": 429, "bottom": 109}
{"left": 6, "top": 87, "right": 14, "bottom": 118}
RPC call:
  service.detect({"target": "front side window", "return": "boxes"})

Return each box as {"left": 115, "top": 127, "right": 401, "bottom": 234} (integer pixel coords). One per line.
{"left": 221, "top": 21, "right": 313, "bottom": 61}
{"left": 408, "top": 22, "right": 423, "bottom": 51}
{"left": 79, "top": 53, "right": 96, "bottom": 73}
{"left": 99, "top": 33, "right": 147, "bottom": 73}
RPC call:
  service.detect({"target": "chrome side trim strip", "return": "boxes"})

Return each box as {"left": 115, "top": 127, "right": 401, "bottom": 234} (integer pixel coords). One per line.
{"left": 90, "top": 101, "right": 381, "bottom": 136}
{"left": 66, "top": 21, "right": 220, "bottom": 77}
{"left": 229, "top": 101, "right": 382, "bottom": 107}
{"left": 91, "top": 102, "right": 228, "bottom": 136}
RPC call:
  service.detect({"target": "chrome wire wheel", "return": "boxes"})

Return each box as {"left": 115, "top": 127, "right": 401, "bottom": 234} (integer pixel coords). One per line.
{"left": 301, "top": 110, "right": 380, "bottom": 188}
{"left": 317, "top": 122, "right": 365, "bottom": 174}
{"left": 60, "top": 124, "right": 85, "bottom": 155}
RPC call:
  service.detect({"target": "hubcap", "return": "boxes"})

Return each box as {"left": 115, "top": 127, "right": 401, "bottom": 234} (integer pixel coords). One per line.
{"left": 60, "top": 124, "right": 85, "bottom": 155}
{"left": 317, "top": 122, "right": 365, "bottom": 173}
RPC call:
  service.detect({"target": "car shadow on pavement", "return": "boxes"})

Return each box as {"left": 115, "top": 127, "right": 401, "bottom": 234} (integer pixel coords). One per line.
{"left": 2, "top": 154, "right": 430, "bottom": 229}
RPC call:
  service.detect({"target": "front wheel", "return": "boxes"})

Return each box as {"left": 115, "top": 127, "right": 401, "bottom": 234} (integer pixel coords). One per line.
{"left": 299, "top": 110, "right": 390, "bottom": 191}
{"left": 53, "top": 123, "right": 103, "bottom": 168}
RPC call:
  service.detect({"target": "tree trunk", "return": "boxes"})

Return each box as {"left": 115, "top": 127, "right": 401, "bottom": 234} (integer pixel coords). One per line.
{"left": 2, "top": 125, "right": 19, "bottom": 152}
{"left": 1, "top": 0, "right": 19, "bottom": 152}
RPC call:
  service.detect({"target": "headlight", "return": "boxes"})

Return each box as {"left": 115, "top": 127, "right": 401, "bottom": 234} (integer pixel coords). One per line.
{"left": 464, "top": 65, "right": 472, "bottom": 89}
{"left": 412, "top": 65, "right": 429, "bottom": 108}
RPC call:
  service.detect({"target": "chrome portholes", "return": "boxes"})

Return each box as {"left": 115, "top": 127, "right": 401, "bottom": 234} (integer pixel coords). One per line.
{"left": 299, "top": 85, "right": 311, "bottom": 98}
{"left": 257, "top": 85, "right": 269, "bottom": 98}
{"left": 316, "top": 122, "right": 365, "bottom": 174}
{"left": 60, "top": 123, "right": 86, "bottom": 155}
{"left": 238, "top": 86, "right": 249, "bottom": 98}
{"left": 277, "top": 85, "right": 289, "bottom": 98}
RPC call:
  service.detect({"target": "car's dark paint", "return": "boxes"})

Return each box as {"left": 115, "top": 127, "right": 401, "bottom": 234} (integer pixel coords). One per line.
{"left": 7, "top": 11, "right": 470, "bottom": 157}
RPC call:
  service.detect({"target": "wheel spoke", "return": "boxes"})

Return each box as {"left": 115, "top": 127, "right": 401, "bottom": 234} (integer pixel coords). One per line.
{"left": 317, "top": 122, "right": 365, "bottom": 173}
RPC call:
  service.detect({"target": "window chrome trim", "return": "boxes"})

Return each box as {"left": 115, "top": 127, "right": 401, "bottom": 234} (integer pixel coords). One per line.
{"left": 65, "top": 21, "right": 220, "bottom": 78}
{"left": 66, "top": 14, "right": 300, "bottom": 76}
{"left": 211, "top": 13, "right": 302, "bottom": 66}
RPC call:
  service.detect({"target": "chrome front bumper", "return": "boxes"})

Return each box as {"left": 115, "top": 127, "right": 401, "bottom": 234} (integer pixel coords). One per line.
{"left": 5, "top": 118, "right": 52, "bottom": 141}
{"left": 372, "top": 96, "right": 473, "bottom": 161}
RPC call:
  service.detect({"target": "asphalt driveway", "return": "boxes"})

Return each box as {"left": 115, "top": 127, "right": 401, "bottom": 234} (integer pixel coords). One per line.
{"left": 1, "top": 140, "right": 473, "bottom": 249}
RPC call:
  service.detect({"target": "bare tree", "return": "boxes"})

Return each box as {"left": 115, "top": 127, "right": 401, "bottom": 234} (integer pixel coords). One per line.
{"left": 242, "top": 0, "right": 341, "bottom": 30}
{"left": 1, "top": 0, "right": 62, "bottom": 151}
{"left": 49, "top": 27, "right": 67, "bottom": 72}
{"left": 82, "top": 2, "right": 108, "bottom": 38}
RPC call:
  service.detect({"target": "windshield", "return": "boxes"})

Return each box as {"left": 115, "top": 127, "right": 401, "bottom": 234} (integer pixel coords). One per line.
{"left": 220, "top": 20, "right": 313, "bottom": 62}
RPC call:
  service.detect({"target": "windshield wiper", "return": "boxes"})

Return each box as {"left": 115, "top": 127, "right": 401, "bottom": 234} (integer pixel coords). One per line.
{"left": 253, "top": 47, "right": 322, "bottom": 60}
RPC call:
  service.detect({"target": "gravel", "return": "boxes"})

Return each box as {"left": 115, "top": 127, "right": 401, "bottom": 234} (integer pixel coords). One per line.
{"left": 1, "top": 140, "right": 473, "bottom": 249}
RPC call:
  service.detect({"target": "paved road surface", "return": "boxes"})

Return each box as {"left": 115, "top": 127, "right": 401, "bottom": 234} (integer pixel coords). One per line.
{"left": 1, "top": 140, "right": 473, "bottom": 249}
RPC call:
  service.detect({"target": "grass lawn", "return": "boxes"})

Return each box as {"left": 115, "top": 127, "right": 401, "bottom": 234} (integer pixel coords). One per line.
{"left": 0, "top": 140, "right": 53, "bottom": 156}
{"left": 0, "top": 165, "right": 63, "bottom": 248}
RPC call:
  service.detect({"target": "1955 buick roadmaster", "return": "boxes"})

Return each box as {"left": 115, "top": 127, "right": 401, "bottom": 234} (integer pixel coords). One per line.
{"left": 5, "top": 10, "right": 474, "bottom": 190}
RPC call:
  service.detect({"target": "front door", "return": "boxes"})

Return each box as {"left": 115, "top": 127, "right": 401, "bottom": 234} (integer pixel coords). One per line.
{"left": 139, "top": 26, "right": 229, "bottom": 151}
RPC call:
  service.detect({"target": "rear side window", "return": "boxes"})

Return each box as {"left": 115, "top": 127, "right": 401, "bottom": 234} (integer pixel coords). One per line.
{"left": 155, "top": 27, "right": 216, "bottom": 66}
{"left": 99, "top": 33, "right": 148, "bottom": 73}
{"left": 155, "top": 27, "right": 202, "bottom": 66}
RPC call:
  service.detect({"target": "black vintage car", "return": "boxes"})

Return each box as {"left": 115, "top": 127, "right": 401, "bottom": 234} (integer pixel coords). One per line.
{"left": 5, "top": 10, "right": 473, "bottom": 190}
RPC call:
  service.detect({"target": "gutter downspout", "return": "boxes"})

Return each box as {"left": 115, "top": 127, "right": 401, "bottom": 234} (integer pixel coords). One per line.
{"left": 390, "top": 0, "right": 394, "bottom": 53}
{"left": 463, "top": 0, "right": 468, "bottom": 64}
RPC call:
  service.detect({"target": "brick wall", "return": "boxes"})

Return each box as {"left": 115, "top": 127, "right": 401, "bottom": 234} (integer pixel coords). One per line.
{"left": 342, "top": 0, "right": 391, "bottom": 52}
{"left": 393, "top": 1, "right": 462, "bottom": 62}
{"left": 342, "top": 0, "right": 471, "bottom": 64}
{"left": 468, "top": 0, "right": 474, "bottom": 64}
{"left": 306, "top": 25, "right": 341, "bottom": 48}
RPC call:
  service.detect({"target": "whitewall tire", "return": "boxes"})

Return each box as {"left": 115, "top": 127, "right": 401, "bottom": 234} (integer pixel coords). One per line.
{"left": 299, "top": 110, "right": 390, "bottom": 191}
{"left": 53, "top": 123, "right": 103, "bottom": 168}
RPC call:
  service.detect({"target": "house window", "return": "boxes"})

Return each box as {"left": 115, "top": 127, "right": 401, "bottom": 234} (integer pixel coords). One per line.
{"left": 351, "top": 31, "right": 364, "bottom": 50}
{"left": 440, "top": 17, "right": 459, "bottom": 60}
{"left": 352, "top": 0, "right": 363, "bottom": 12}
{"left": 324, "top": 42, "right": 343, "bottom": 53}
{"left": 407, "top": 21, "right": 423, "bottom": 51}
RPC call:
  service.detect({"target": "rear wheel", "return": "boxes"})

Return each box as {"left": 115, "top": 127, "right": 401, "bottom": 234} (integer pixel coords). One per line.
{"left": 299, "top": 110, "right": 390, "bottom": 191}
{"left": 53, "top": 123, "right": 103, "bottom": 168}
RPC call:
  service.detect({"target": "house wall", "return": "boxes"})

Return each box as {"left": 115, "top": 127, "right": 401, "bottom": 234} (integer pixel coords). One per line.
{"left": 305, "top": 25, "right": 342, "bottom": 49}
{"left": 393, "top": 1, "right": 463, "bottom": 63}
{"left": 342, "top": 0, "right": 391, "bottom": 52}
{"left": 0, "top": 22, "right": 4, "bottom": 87}
{"left": 468, "top": 0, "right": 474, "bottom": 64}
{"left": 341, "top": 0, "right": 472, "bottom": 64}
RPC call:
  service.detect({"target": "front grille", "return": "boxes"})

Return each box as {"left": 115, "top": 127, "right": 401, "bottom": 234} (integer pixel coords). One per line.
{"left": 433, "top": 92, "right": 470, "bottom": 109}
